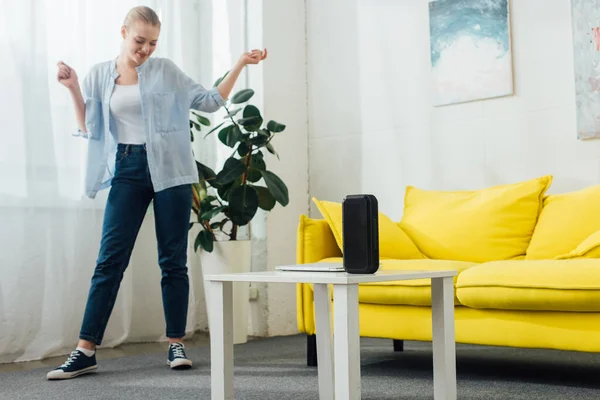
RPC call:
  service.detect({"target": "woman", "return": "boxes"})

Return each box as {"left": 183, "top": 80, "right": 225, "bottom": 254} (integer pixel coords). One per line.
{"left": 48, "top": 6, "right": 267, "bottom": 380}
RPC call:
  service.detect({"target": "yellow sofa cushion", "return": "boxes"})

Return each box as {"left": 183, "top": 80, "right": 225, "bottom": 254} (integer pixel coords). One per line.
{"left": 457, "top": 260, "right": 600, "bottom": 312}
{"left": 312, "top": 197, "right": 424, "bottom": 260}
{"left": 526, "top": 185, "right": 600, "bottom": 259}
{"left": 311, "top": 257, "right": 476, "bottom": 306}
{"left": 296, "top": 214, "right": 342, "bottom": 264}
{"left": 399, "top": 176, "right": 552, "bottom": 263}
{"left": 554, "top": 230, "right": 600, "bottom": 260}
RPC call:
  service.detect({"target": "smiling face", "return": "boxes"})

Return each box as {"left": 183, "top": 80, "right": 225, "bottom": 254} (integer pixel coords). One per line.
{"left": 121, "top": 20, "right": 160, "bottom": 66}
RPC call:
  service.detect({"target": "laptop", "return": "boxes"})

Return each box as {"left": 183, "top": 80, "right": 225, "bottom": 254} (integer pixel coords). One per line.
{"left": 275, "top": 262, "right": 346, "bottom": 272}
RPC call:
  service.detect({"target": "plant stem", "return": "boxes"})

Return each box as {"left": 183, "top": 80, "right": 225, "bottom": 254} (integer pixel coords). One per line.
{"left": 201, "top": 220, "right": 216, "bottom": 240}
{"left": 223, "top": 104, "right": 241, "bottom": 130}
{"left": 230, "top": 142, "right": 254, "bottom": 241}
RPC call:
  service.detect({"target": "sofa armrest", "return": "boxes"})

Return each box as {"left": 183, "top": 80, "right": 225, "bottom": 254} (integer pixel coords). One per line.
{"left": 296, "top": 215, "right": 342, "bottom": 334}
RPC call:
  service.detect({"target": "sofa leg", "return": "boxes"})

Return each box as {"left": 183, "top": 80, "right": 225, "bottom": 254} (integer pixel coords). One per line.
{"left": 307, "top": 334, "right": 318, "bottom": 367}
{"left": 393, "top": 339, "right": 404, "bottom": 352}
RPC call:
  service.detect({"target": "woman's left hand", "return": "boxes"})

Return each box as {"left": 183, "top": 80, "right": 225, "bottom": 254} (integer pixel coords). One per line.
{"left": 240, "top": 49, "right": 267, "bottom": 65}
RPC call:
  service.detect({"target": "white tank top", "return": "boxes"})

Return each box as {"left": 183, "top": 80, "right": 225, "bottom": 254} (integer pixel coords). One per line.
{"left": 110, "top": 84, "right": 146, "bottom": 144}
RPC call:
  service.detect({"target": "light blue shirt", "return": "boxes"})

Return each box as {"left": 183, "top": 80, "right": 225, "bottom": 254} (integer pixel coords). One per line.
{"left": 75, "top": 57, "right": 224, "bottom": 198}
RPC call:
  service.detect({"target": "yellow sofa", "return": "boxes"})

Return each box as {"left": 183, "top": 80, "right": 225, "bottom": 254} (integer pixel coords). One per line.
{"left": 297, "top": 176, "right": 600, "bottom": 366}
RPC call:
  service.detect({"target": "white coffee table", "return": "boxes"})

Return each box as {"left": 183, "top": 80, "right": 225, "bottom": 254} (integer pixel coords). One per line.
{"left": 204, "top": 269, "right": 457, "bottom": 400}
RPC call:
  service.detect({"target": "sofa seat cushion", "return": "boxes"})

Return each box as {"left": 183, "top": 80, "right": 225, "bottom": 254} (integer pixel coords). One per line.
{"left": 457, "top": 260, "right": 600, "bottom": 312}
{"left": 311, "top": 258, "right": 476, "bottom": 306}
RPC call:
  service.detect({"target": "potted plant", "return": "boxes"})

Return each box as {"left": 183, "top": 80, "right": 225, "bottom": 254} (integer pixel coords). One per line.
{"left": 188, "top": 75, "right": 288, "bottom": 343}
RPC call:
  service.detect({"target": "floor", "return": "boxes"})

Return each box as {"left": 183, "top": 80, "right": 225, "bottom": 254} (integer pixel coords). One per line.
{"left": 2, "top": 335, "right": 600, "bottom": 400}
{"left": 0, "top": 332, "right": 211, "bottom": 374}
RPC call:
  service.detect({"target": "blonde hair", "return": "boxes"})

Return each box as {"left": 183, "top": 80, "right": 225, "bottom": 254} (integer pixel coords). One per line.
{"left": 123, "top": 6, "right": 161, "bottom": 30}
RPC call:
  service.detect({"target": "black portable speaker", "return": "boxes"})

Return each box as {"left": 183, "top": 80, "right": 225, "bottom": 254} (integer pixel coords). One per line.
{"left": 342, "top": 194, "right": 379, "bottom": 274}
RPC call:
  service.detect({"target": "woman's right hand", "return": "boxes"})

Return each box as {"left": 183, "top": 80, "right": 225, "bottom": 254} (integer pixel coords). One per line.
{"left": 57, "top": 61, "right": 79, "bottom": 90}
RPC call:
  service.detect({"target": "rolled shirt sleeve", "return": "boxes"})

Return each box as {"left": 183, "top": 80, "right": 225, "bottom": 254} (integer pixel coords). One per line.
{"left": 165, "top": 59, "right": 225, "bottom": 113}
{"left": 72, "top": 73, "right": 93, "bottom": 139}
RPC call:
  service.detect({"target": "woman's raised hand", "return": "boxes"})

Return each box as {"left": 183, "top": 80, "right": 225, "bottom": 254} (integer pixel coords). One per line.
{"left": 57, "top": 61, "right": 79, "bottom": 90}
{"left": 239, "top": 49, "right": 267, "bottom": 66}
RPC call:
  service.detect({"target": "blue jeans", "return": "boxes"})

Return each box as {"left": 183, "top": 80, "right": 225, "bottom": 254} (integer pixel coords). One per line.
{"left": 79, "top": 144, "right": 192, "bottom": 345}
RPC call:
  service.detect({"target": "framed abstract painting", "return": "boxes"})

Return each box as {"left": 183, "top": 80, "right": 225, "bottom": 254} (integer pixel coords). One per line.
{"left": 429, "top": 0, "right": 513, "bottom": 106}
{"left": 571, "top": 0, "right": 600, "bottom": 140}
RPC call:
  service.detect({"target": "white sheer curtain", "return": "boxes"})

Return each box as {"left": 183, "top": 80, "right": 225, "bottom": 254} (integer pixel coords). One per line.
{"left": 0, "top": 0, "right": 243, "bottom": 363}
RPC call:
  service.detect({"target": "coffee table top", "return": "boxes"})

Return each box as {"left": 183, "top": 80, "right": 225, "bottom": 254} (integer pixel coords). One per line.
{"left": 203, "top": 269, "right": 457, "bottom": 285}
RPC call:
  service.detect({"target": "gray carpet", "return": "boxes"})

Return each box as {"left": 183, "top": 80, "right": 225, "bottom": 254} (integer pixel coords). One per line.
{"left": 1, "top": 335, "right": 600, "bottom": 399}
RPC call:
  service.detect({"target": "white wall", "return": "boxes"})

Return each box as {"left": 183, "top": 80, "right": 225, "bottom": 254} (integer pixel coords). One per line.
{"left": 307, "top": 0, "right": 600, "bottom": 221}
{"left": 263, "top": 0, "right": 309, "bottom": 336}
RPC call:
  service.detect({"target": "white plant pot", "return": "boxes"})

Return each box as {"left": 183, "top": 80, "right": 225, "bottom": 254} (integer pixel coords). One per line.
{"left": 199, "top": 240, "right": 251, "bottom": 344}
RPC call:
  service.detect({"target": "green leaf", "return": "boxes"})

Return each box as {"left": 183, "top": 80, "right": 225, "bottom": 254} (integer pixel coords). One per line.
{"left": 196, "top": 162, "right": 217, "bottom": 185}
{"left": 201, "top": 195, "right": 218, "bottom": 204}
{"left": 204, "top": 121, "right": 225, "bottom": 138}
{"left": 218, "top": 125, "right": 242, "bottom": 148}
{"left": 199, "top": 199, "right": 215, "bottom": 217}
{"left": 225, "top": 108, "right": 242, "bottom": 119}
{"left": 243, "top": 104, "right": 260, "bottom": 116}
{"left": 229, "top": 126, "right": 243, "bottom": 146}
{"left": 250, "top": 135, "right": 269, "bottom": 147}
{"left": 251, "top": 153, "right": 266, "bottom": 171}
{"left": 214, "top": 71, "right": 229, "bottom": 88}
{"left": 217, "top": 180, "right": 234, "bottom": 201}
{"left": 257, "top": 129, "right": 271, "bottom": 137}
{"left": 216, "top": 158, "right": 246, "bottom": 186}
{"left": 238, "top": 116, "right": 263, "bottom": 128}
{"left": 246, "top": 168, "right": 262, "bottom": 183}
{"left": 196, "top": 114, "right": 211, "bottom": 126}
{"left": 201, "top": 205, "right": 228, "bottom": 221}
{"left": 198, "top": 230, "right": 214, "bottom": 252}
{"left": 231, "top": 89, "right": 255, "bottom": 104}
{"left": 253, "top": 186, "right": 276, "bottom": 211}
{"left": 228, "top": 185, "right": 259, "bottom": 226}
{"left": 260, "top": 170, "right": 289, "bottom": 206}
{"left": 267, "top": 120, "right": 286, "bottom": 133}
{"left": 194, "top": 232, "right": 202, "bottom": 252}
{"left": 213, "top": 218, "right": 230, "bottom": 231}
{"left": 218, "top": 126, "right": 233, "bottom": 147}
{"left": 266, "top": 142, "right": 279, "bottom": 160}
{"left": 245, "top": 153, "right": 265, "bottom": 183}
{"left": 238, "top": 142, "right": 250, "bottom": 157}
{"left": 238, "top": 105, "right": 263, "bottom": 131}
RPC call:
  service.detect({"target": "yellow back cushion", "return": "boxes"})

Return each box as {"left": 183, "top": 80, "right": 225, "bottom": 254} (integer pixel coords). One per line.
{"left": 399, "top": 176, "right": 552, "bottom": 262}
{"left": 312, "top": 197, "right": 425, "bottom": 260}
{"left": 527, "top": 185, "right": 600, "bottom": 259}
{"left": 554, "top": 230, "right": 600, "bottom": 260}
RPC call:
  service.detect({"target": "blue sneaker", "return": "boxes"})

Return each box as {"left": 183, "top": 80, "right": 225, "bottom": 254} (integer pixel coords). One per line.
{"left": 47, "top": 350, "right": 97, "bottom": 380}
{"left": 167, "top": 342, "right": 192, "bottom": 369}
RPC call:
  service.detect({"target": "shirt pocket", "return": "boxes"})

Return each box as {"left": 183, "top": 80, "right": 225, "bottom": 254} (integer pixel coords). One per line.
{"left": 152, "top": 91, "right": 188, "bottom": 134}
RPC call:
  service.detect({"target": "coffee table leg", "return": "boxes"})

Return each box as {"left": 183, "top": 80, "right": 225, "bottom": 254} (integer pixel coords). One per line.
{"left": 313, "top": 283, "right": 334, "bottom": 400}
{"left": 431, "top": 277, "right": 457, "bottom": 400}
{"left": 333, "top": 284, "right": 361, "bottom": 400}
{"left": 209, "top": 281, "right": 234, "bottom": 400}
